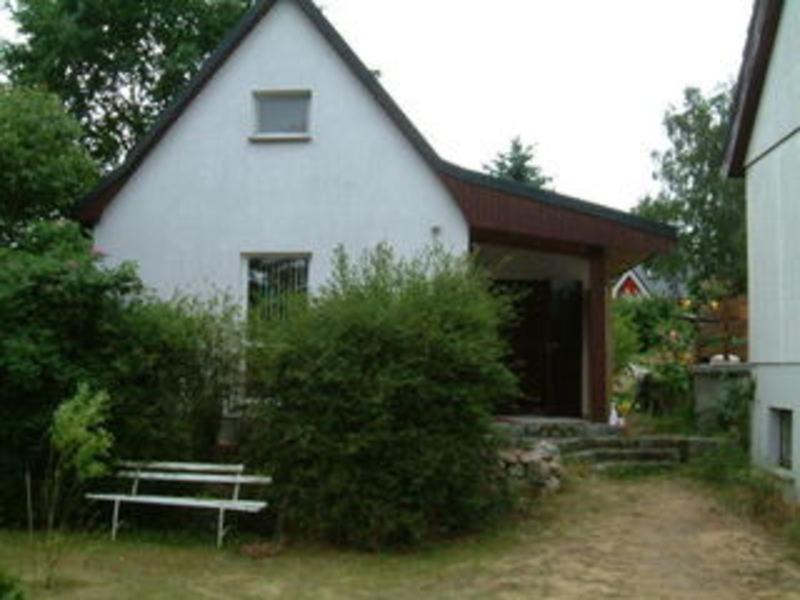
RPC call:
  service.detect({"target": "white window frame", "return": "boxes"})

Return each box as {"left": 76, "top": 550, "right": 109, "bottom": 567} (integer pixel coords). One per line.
{"left": 250, "top": 89, "right": 313, "bottom": 143}
{"left": 771, "top": 408, "right": 793, "bottom": 471}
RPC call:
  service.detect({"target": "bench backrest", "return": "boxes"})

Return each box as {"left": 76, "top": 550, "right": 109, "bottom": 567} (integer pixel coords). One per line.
{"left": 116, "top": 461, "right": 271, "bottom": 500}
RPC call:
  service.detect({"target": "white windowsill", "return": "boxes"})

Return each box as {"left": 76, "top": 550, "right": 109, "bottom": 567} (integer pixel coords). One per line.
{"left": 249, "top": 133, "right": 312, "bottom": 143}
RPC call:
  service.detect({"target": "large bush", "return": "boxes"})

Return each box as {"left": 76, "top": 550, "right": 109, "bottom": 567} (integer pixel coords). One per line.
{"left": 244, "top": 245, "right": 518, "bottom": 549}
{"left": 0, "top": 222, "right": 244, "bottom": 524}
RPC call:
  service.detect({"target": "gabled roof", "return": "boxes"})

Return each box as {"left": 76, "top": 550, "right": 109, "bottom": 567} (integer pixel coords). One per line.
{"left": 723, "top": 0, "right": 784, "bottom": 178}
{"left": 612, "top": 268, "right": 651, "bottom": 298}
{"left": 76, "top": 0, "right": 675, "bottom": 259}
{"left": 77, "top": 0, "right": 440, "bottom": 225}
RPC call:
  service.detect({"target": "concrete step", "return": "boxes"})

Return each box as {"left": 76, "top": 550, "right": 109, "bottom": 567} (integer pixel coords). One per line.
{"left": 568, "top": 447, "right": 682, "bottom": 464}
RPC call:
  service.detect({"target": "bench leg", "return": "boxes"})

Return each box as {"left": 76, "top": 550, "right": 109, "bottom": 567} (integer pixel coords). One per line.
{"left": 111, "top": 499, "right": 121, "bottom": 541}
{"left": 217, "top": 509, "right": 226, "bottom": 549}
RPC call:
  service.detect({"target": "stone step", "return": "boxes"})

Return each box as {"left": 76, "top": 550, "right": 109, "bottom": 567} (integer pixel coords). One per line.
{"left": 495, "top": 417, "right": 622, "bottom": 440}
{"left": 568, "top": 447, "right": 682, "bottom": 464}
{"left": 592, "top": 461, "right": 677, "bottom": 475}
{"left": 553, "top": 436, "right": 689, "bottom": 456}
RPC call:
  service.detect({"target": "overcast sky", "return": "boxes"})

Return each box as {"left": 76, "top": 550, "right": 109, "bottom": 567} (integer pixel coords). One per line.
{"left": 0, "top": 1, "right": 753, "bottom": 210}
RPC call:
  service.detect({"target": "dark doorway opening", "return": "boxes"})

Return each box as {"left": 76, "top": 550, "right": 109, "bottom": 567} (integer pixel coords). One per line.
{"left": 496, "top": 279, "right": 583, "bottom": 417}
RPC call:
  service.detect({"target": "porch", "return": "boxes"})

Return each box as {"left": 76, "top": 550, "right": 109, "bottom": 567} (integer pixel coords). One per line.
{"left": 438, "top": 161, "right": 676, "bottom": 422}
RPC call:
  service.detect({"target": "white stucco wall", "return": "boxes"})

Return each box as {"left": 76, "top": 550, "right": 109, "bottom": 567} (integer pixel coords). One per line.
{"left": 745, "top": 1, "right": 800, "bottom": 495}
{"left": 93, "top": 0, "right": 468, "bottom": 309}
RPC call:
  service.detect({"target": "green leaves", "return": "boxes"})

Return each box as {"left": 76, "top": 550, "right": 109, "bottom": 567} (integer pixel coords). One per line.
{"left": 635, "top": 85, "right": 747, "bottom": 297}
{"left": 244, "top": 244, "right": 517, "bottom": 549}
{"left": 0, "top": 222, "right": 244, "bottom": 524}
{"left": 2, "top": 0, "right": 251, "bottom": 166}
{"left": 0, "top": 87, "right": 98, "bottom": 243}
{"left": 51, "top": 383, "right": 113, "bottom": 481}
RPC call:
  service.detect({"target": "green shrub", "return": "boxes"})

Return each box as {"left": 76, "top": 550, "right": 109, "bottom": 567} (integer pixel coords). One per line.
{"left": 617, "top": 296, "right": 692, "bottom": 354}
{"left": 108, "top": 295, "right": 244, "bottom": 461}
{"left": 0, "top": 221, "right": 244, "bottom": 525}
{"left": 693, "top": 375, "right": 754, "bottom": 445}
{"left": 0, "top": 568, "right": 24, "bottom": 600}
{"left": 243, "top": 245, "right": 518, "bottom": 549}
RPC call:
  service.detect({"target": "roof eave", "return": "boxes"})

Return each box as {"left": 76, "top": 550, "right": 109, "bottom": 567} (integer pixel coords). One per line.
{"left": 723, "top": 0, "right": 784, "bottom": 179}
{"left": 437, "top": 160, "right": 678, "bottom": 241}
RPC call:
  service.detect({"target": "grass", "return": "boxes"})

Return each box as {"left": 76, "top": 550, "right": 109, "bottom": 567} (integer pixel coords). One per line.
{"left": 680, "top": 441, "right": 800, "bottom": 560}
{"left": 3, "top": 470, "right": 799, "bottom": 598}
{"left": 0, "top": 502, "right": 561, "bottom": 600}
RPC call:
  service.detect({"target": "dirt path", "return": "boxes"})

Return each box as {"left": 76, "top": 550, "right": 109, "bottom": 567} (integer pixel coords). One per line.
{"left": 487, "top": 476, "right": 800, "bottom": 600}
{"left": 3, "top": 475, "right": 800, "bottom": 599}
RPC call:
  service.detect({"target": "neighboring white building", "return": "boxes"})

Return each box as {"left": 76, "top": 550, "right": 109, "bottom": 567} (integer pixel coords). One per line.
{"left": 725, "top": 0, "right": 799, "bottom": 495}
{"left": 78, "top": 0, "right": 674, "bottom": 421}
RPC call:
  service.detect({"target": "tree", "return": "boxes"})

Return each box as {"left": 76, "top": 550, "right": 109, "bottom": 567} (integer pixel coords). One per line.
{"left": 634, "top": 85, "right": 746, "bottom": 297}
{"left": 0, "top": 87, "right": 98, "bottom": 244}
{"left": 484, "top": 136, "right": 553, "bottom": 188}
{"left": 2, "top": 0, "right": 251, "bottom": 166}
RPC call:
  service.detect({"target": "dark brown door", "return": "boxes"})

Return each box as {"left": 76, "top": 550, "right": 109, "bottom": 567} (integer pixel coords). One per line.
{"left": 495, "top": 279, "right": 583, "bottom": 416}
{"left": 546, "top": 281, "right": 583, "bottom": 417}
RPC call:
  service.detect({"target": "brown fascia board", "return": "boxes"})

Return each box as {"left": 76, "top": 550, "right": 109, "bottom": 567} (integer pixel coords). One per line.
{"left": 723, "top": 0, "right": 784, "bottom": 179}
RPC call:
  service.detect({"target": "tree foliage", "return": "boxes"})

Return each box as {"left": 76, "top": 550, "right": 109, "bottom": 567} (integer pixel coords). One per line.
{"left": 484, "top": 136, "right": 553, "bottom": 188}
{"left": 634, "top": 85, "right": 746, "bottom": 297}
{"left": 0, "top": 87, "right": 98, "bottom": 243}
{"left": 2, "top": 0, "right": 251, "bottom": 166}
{"left": 243, "top": 244, "right": 517, "bottom": 549}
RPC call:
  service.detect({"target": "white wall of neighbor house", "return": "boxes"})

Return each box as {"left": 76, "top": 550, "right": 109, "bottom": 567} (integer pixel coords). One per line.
{"left": 745, "top": 1, "right": 800, "bottom": 495}
{"left": 476, "top": 245, "right": 591, "bottom": 417}
{"left": 92, "top": 0, "right": 468, "bottom": 310}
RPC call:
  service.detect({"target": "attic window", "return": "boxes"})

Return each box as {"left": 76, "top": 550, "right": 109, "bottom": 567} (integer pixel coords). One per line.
{"left": 251, "top": 90, "right": 311, "bottom": 141}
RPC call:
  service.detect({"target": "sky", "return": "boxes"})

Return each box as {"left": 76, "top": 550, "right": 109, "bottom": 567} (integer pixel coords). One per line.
{"left": 0, "top": 1, "right": 753, "bottom": 211}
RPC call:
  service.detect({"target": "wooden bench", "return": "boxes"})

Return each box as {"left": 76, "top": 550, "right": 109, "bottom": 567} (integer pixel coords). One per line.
{"left": 86, "top": 461, "right": 272, "bottom": 548}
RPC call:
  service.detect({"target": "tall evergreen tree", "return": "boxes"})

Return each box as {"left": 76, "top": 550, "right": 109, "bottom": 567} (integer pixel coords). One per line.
{"left": 484, "top": 136, "right": 552, "bottom": 188}
{"left": 1, "top": 0, "right": 251, "bottom": 167}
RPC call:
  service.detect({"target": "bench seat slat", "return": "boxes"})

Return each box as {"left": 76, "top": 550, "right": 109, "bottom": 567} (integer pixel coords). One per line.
{"left": 86, "top": 493, "right": 267, "bottom": 513}
{"left": 118, "top": 461, "right": 244, "bottom": 474}
{"left": 116, "top": 471, "right": 272, "bottom": 485}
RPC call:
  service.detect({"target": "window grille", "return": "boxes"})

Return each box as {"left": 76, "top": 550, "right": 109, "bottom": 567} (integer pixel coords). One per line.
{"left": 247, "top": 256, "right": 309, "bottom": 320}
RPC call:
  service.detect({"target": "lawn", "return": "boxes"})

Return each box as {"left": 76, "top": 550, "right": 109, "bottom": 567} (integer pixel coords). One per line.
{"left": 3, "top": 475, "right": 800, "bottom": 599}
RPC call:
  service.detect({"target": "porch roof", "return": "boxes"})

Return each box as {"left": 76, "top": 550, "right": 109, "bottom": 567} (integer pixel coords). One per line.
{"left": 437, "top": 161, "right": 676, "bottom": 276}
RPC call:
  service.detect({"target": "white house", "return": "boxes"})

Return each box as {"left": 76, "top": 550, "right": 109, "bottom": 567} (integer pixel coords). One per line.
{"left": 724, "top": 0, "right": 799, "bottom": 494}
{"left": 77, "top": 0, "right": 675, "bottom": 422}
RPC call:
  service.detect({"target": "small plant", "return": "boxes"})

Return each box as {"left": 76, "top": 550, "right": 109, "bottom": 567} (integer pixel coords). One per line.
{"left": 0, "top": 568, "right": 24, "bottom": 600}
{"left": 37, "top": 383, "right": 114, "bottom": 588}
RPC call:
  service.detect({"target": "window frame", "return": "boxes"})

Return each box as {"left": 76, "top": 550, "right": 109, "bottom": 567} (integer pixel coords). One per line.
{"left": 250, "top": 89, "right": 313, "bottom": 143}
{"left": 773, "top": 408, "right": 793, "bottom": 470}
